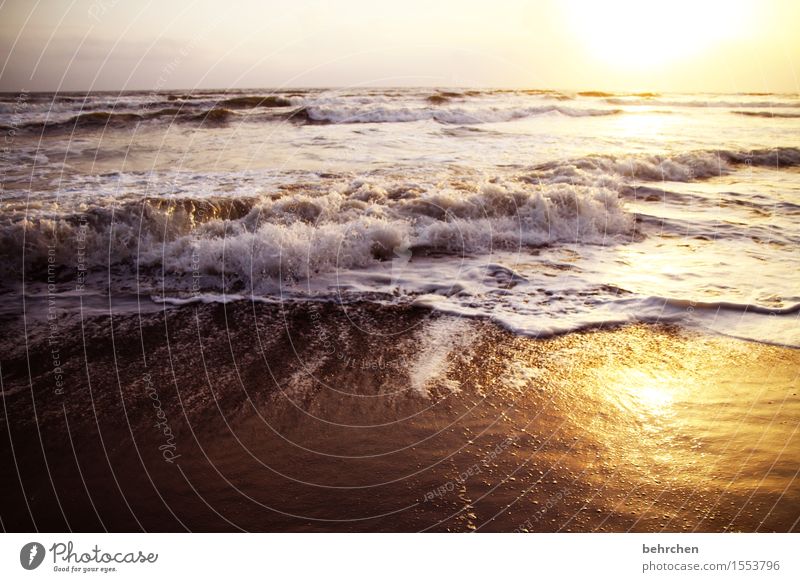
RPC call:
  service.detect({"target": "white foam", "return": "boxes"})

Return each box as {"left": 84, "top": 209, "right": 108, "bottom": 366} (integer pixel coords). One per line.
{"left": 303, "top": 104, "right": 620, "bottom": 124}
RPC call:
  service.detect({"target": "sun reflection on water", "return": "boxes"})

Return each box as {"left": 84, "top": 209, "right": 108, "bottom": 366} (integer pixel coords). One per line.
{"left": 601, "top": 368, "right": 685, "bottom": 423}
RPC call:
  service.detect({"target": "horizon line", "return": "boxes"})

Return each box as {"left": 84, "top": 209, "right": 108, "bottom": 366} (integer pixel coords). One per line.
{"left": 0, "top": 86, "right": 794, "bottom": 96}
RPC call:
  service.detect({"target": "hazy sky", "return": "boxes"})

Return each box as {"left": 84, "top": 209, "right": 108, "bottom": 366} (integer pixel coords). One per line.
{"left": 0, "top": 0, "right": 798, "bottom": 92}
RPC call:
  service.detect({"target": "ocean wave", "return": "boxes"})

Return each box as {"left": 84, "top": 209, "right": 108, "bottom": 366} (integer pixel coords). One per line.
{"left": 439, "top": 125, "right": 506, "bottom": 138}
{"left": 605, "top": 97, "right": 800, "bottom": 109}
{"left": 3, "top": 91, "right": 644, "bottom": 132}
{"left": 732, "top": 110, "right": 800, "bottom": 119}
{"left": 45, "top": 110, "right": 150, "bottom": 130}
{"left": 578, "top": 91, "right": 660, "bottom": 98}
{"left": 218, "top": 95, "right": 293, "bottom": 109}
{"left": 2, "top": 181, "right": 635, "bottom": 283}
{"left": 426, "top": 91, "right": 466, "bottom": 104}
{"left": 426, "top": 94, "right": 452, "bottom": 105}
{"left": 0, "top": 196, "right": 259, "bottom": 274}
{"left": 525, "top": 147, "right": 800, "bottom": 185}
{"left": 627, "top": 186, "right": 800, "bottom": 216}
{"left": 655, "top": 297, "right": 800, "bottom": 316}
{"left": 6, "top": 146, "right": 796, "bottom": 279}
{"left": 578, "top": 91, "right": 615, "bottom": 98}
{"left": 301, "top": 104, "right": 622, "bottom": 124}
{"left": 639, "top": 296, "right": 800, "bottom": 348}
{"left": 6, "top": 108, "right": 186, "bottom": 133}
{"left": 5, "top": 105, "right": 306, "bottom": 133}
{"left": 190, "top": 107, "right": 237, "bottom": 124}
{"left": 633, "top": 212, "right": 798, "bottom": 246}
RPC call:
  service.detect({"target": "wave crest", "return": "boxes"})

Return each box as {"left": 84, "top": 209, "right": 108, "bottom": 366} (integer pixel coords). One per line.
{"left": 3, "top": 181, "right": 635, "bottom": 285}
{"left": 526, "top": 147, "right": 800, "bottom": 185}
{"left": 302, "top": 104, "right": 621, "bottom": 124}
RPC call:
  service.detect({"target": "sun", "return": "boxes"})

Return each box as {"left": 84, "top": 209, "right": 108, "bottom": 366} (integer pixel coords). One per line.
{"left": 564, "top": 0, "right": 750, "bottom": 70}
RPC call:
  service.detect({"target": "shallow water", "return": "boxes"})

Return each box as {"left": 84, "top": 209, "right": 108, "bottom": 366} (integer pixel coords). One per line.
{"left": 1, "top": 303, "right": 797, "bottom": 532}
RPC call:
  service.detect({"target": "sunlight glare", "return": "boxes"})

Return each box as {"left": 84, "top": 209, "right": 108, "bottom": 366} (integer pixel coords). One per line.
{"left": 565, "top": 0, "right": 751, "bottom": 69}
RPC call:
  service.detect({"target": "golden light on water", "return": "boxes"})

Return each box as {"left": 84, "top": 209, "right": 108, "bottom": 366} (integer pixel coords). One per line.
{"left": 598, "top": 368, "right": 684, "bottom": 431}
{"left": 562, "top": 328, "right": 800, "bottom": 501}
{"left": 606, "top": 109, "right": 682, "bottom": 143}
{"left": 634, "top": 376, "right": 677, "bottom": 417}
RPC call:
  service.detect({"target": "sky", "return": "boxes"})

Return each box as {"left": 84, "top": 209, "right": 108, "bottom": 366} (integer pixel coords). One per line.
{"left": 0, "top": 0, "right": 798, "bottom": 92}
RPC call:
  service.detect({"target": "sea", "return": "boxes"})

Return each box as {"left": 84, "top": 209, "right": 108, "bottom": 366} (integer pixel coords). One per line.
{"left": 1, "top": 87, "right": 799, "bottom": 346}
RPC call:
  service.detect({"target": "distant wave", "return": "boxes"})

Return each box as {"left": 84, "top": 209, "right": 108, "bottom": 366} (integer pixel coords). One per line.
{"left": 218, "top": 95, "right": 293, "bottom": 108}
{"left": 655, "top": 297, "right": 800, "bottom": 317}
{"left": 732, "top": 110, "right": 800, "bottom": 119}
{"left": 25, "top": 87, "right": 794, "bottom": 133}
{"left": 606, "top": 97, "right": 800, "bottom": 109}
{"left": 578, "top": 91, "right": 660, "bottom": 98}
{"left": 5, "top": 108, "right": 179, "bottom": 133}
{"left": 300, "top": 104, "right": 622, "bottom": 124}
{"left": 526, "top": 147, "right": 800, "bottom": 185}
{"left": 50, "top": 110, "right": 156, "bottom": 129}
{"left": 439, "top": 125, "right": 506, "bottom": 138}
{"left": 633, "top": 212, "right": 799, "bottom": 246}
{"left": 625, "top": 185, "right": 800, "bottom": 216}
{"left": 578, "top": 91, "right": 615, "bottom": 98}
{"left": 426, "top": 92, "right": 460, "bottom": 104}
{"left": 4, "top": 104, "right": 312, "bottom": 133}
{"left": 4, "top": 100, "right": 627, "bottom": 133}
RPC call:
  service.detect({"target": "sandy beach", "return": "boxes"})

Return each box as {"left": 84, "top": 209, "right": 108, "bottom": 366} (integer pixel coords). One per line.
{"left": 1, "top": 301, "right": 797, "bottom": 532}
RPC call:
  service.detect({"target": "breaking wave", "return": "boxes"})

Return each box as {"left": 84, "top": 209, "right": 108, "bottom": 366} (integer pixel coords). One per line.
{"left": 6, "top": 145, "right": 797, "bottom": 283}
{"left": 525, "top": 147, "right": 800, "bottom": 185}
{"left": 18, "top": 88, "right": 796, "bottom": 133}
{"left": 300, "top": 104, "right": 622, "bottom": 124}
{"left": 4, "top": 102, "right": 624, "bottom": 133}
{"left": 732, "top": 110, "right": 800, "bottom": 119}
{"left": 2, "top": 179, "right": 635, "bottom": 284}
{"left": 606, "top": 97, "right": 800, "bottom": 109}
{"left": 218, "top": 95, "right": 293, "bottom": 108}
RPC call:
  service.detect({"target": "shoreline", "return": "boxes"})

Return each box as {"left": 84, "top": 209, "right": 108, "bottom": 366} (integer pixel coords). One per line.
{"left": 1, "top": 301, "right": 798, "bottom": 532}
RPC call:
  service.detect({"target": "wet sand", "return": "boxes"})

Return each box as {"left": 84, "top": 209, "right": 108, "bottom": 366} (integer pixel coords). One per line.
{"left": 1, "top": 301, "right": 798, "bottom": 532}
